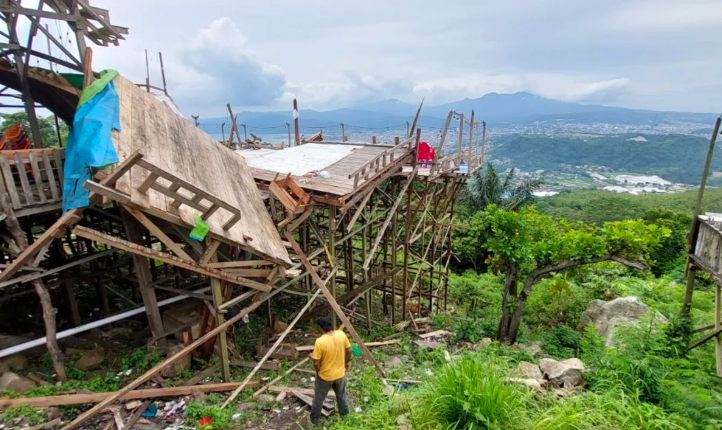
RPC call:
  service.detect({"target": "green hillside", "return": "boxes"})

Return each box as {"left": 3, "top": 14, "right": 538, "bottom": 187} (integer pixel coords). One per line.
{"left": 535, "top": 188, "right": 722, "bottom": 224}
{"left": 492, "top": 134, "right": 722, "bottom": 184}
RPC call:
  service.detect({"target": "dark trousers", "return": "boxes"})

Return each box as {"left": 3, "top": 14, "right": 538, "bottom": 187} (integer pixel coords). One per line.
{"left": 311, "top": 375, "right": 349, "bottom": 424}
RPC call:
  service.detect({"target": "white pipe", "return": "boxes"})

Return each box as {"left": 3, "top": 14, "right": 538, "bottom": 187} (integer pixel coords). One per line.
{"left": 0, "top": 287, "right": 211, "bottom": 359}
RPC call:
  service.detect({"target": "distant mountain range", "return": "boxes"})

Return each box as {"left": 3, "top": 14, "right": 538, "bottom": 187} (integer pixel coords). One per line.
{"left": 196, "top": 92, "right": 719, "bottom": 135}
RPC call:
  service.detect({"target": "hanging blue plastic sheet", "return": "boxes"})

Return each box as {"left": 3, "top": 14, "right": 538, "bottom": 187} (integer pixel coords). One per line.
{"left": 62, "top": 71, "right": 120, "bottom": 212}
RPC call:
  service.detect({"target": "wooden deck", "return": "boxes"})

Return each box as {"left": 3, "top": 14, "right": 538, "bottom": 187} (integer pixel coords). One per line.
{"left": 108, "top": 75, "right": 290, "bottom": 265}
{"left": 240, "top": 141, "right": 413, "bottom": 199}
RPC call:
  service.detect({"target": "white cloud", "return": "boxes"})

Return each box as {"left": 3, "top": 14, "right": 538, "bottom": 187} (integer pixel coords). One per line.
{"left": 605, "top": 0, "right": 722, "bottom": 31}
{"left": 283, "top": 72, "right": 414, "bottom": 108}
{"left": 168, "top": 18, "right": 286, "bottom": 114}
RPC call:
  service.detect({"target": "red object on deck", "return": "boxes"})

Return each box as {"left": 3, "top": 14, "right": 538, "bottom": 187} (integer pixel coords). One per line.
{"left": 417, "top": 141, "right": 435, "bottom": 165}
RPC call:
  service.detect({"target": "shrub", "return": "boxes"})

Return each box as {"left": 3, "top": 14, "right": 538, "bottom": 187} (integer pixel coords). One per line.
{"left": 453, "top": 316, "right": 488, "bottom": 343}
{"left": 542, "top": 325, "right": 581, "bottom": 359}
{"left": 414, "top": 355, "right": 528, "bottom": 429}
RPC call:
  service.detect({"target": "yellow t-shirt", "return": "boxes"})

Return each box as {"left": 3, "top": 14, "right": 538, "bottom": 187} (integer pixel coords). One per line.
{"left": 310, "top": 330, "right": 351, "bottom": 381}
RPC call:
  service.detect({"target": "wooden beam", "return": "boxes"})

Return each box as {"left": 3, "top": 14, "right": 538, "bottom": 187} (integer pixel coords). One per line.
{"left": 206, "top": 260, "right": 274, "bottom": 269}
{"left": 363, "top": 167, "right": 418, "bottom": 270}
{"left": 284, "top": 232, "right": 386, "bottom": 379}
{"left": 688, "top": 327, "right": 722, "bottom": 351}
{"left": 435, "top": 110, "right": 454, "bottom": 154}
{"left": 0, "top": 382, "right": 261, "bottom": 408}
{"left": 59, "top": 298, "right": 266, "bottom": 430}
{"left": 221, "top": 285, "right": 324, "bottom": 408}
{"left": 72, "top": 226, "right": 271, "bottom": 292}
{"left": 199, "top": 239, "right": 221, "bottom": 265}
{"left": 123, "top": 205, "right": 194, "bottom": 262}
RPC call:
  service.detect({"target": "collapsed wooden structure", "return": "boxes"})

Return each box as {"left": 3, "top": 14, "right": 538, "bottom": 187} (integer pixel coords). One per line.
{"left": 0, "top": 2, "right": 485, "bottom": 427}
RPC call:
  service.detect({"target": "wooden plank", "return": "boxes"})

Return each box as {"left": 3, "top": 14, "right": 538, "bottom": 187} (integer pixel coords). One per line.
{"left": 53, "top": 149, "right": 64, "bottom": 188}
{"left": 41, "top": 150, "right": 59, "bottom": 201}
{"left": 688, "top": 327, "right": 722, "bottom": 351}
{"left": 83, "top": 180, "right": 131, "bottom": 204}
{"left": 436, "top": 110, "right": 453, "bottom": 154}
{"left": 285, "top": 233, "right": 386, "bottom": 379}
{"left": 59, "top": 298, "right": 266, "bottom": 430}
{"left": 14, "top": 152, "right": 35, "bottom": 205}
{"left": 206, "top": 260, "right": 274, "bottom": 269}
{"left": 199, "top": 239, "right": 221, "bottom": 265}
{"left": 363, "top": 167, "right": 418, "bottom": 270}
{"left": 224, "top": 268, "right": 273, "bottom": 277}
{"left": 27, "top": 152, "right": 47, "bottom": 203}
{"left": 291, "top": 390, "right": 331, "bottom": 416}
{"left": 72, "top": 226, "right": 271, "bottom": 292}
{"left": 0, "top": 153, "right": 21, "bottom": 209}
{"left": 123, "top": 205, "right": 194, "bottom": 262}
{"left": 0, "top": 382, "right": 262, "bottom": 408}
{"left": 269, "top": 181, "right": 297, "bottom": 213}
{"left": 296, "top": 339, "right": 400, "bottom": 352}
{"left": 221, "top": 287, "right": 324, "bottom": 408}
{"left": 0, "top": 152, "right": 143, "bottom": 282}
{"left": 346, "top": 188, "right": 374, "bottom": 232}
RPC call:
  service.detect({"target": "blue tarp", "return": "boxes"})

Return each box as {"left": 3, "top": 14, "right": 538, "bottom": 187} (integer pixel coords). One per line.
{"left": 62, "top": 79, "right": 120, "bottom": 212}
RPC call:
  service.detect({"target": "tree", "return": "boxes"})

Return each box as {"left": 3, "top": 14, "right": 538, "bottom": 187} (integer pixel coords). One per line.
{"left": 461, "top": 162, "right": 542, "bottom": 213}
{"left": 0, "top": 112, "right": 68, "bottom": 147}
{"left": 642, "top": 208, "right": 690, "bottom": 276}
{"left": 458, "top": 205, "right": 669, "bottom": 344}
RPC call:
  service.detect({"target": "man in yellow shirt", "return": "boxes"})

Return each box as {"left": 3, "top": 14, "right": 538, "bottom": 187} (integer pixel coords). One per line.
{"left": 309, "top": 316, "right": 351, "bottom": 425}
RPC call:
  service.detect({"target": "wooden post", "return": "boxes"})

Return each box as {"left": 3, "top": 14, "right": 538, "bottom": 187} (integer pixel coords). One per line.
{"left": 481, "top": 120, "right": 487, "bottom": 162}
{"left": 121, "top": 210, "right": 165, "bottom": 345}
{"left": 293, "top": 99, "right": 300, "bottom": 146}
{"left": 467, "top": 110, "right": 475, "bottom": 162}
{"left": 716, "top": 283, "right": 722, "bottom": 376}
{"left": 242, "top": 124, "right": 247, "bottom": 141}
{"left": 210, "top": 254, "right": 230, "bottom": 381}
{"left": 1, "top": 196, "right": 66, "bottom": 381}
{"left": 192, "top": 116, "right": 199, "bottom": 127}
{"left": 457, "top": 113, "right": 464, "bottom": 161}
{"left": 361, "top": 210, "right": 370, "bottom": 333}
{"left": 329, "top": 205, "right": 338, "bottom": 328}
{"left": 144, "top": 49, "right": 150, "bottom": 92}
{"left": 391, "top": 181, "right": 398, "bottom": 325}
{"left": 221, "top": 123, "right": 225, "bottom": 143}
{"left": 285, "top": 233, "right": 386, "bottom": 379}
{"left": 158, "top": 52, "right": 168, "bottom": 95}
{"left": 406, "top": 122, "right": 410, "bottom": 138}
{"left": 683, "top": 116, "right": 721, "bottom": 315}
{"left": 436, "top": 111, "right": 453, "bottom": 154}
{"left": 341, "top": 123, "right": 346, "bottom": 142}
{"left": 286, "top": 123, "right": 291, "bottom": 148}
{"left": 372, "top": 136, "right": 377, "bottom": 145}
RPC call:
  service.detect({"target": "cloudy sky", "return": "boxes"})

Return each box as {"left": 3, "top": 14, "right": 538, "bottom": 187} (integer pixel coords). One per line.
{"left": 74, "top": 0, "right": 722, "bottom": 116}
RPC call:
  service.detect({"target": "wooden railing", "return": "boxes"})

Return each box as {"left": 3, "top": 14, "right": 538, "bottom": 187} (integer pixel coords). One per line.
{"left": 0, "top": 148, "right": 65, "bottom": 214}
{"left": 348, "top": 135, "right": 415, "bottom": 188}
{"left": 692, "top": 219, "right": 722, "bottom": 278}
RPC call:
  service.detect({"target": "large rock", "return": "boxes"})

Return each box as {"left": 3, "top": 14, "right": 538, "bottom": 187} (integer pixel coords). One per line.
{"left": 505, "top": 378, "right": 545, "bottom": 393}
{"left": 159, "top": 343, "right": 191, "bottom": 377}
{"left": 577, "top": 297, "right": 668, "bottom": 346}
{"left": 385, "top": 356, "right": 403, "bottom": 368}
{"left": 74, "top": 349, "right": 105, "bottom": 371}
{"left": 0, "top": 354, "right": 28, "bottom": 373}
{"left": 517, "top": 361, "right": 543, "bottom": 380}
{"left": 0, "top": 372, "right": 37, "bottom": 393}
{"left": 539, "top": 358, "right": 585, "bottom": 387}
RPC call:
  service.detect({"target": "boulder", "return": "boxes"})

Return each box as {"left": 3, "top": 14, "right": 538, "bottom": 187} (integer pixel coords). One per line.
{"left": 505, "top": 378, "right": 545, "bottom": 393}
{"left": 577, "top": 296, "right": 668, "bottom": 347}
{"left": 515, "top": 341, "right": 542, "bottom": 356}
{"left": 0, "top": 372, "right": 37, "bottom": 393}
{"left": 517, "top": 361, "right": 543, "bottom": 380}
{"left": 384, "top": 356, "right": 403, "bottom": 368}
{"left": 159, "top": 344, "right": 190, "bottom": 378}
{"left": 0, "top": 354, "right": 28, "bottom": 373}
{"left": 539, "top": 358, "right": 585, "bottom": 387}
{"left": 74, "top": 349, "right": 105, "bottom": 371}
{"left": 414, "top": 340, "right": 446, "bottom": 350}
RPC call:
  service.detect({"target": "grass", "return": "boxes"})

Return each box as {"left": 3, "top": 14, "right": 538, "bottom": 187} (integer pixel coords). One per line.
{"left": 413, "top": 354, "right": 528, "bottom": 430}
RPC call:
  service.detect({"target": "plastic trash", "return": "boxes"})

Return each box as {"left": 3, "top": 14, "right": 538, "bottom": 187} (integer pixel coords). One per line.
{"left": 319, "top": 170, "right": 330, "bottom": 179}
{"left": 351, "top": 344, "right": 362, "bottom": 356}
{"left": 189, "top": 213, "right": 209, "bottom": 241}
{"left": 141, "top": 402, "right": 157, "bottom": 418}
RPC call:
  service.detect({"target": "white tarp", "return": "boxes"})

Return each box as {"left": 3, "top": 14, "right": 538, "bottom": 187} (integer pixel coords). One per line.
{"left": 236, "top": 143, "right": 361, "bottom": 176}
